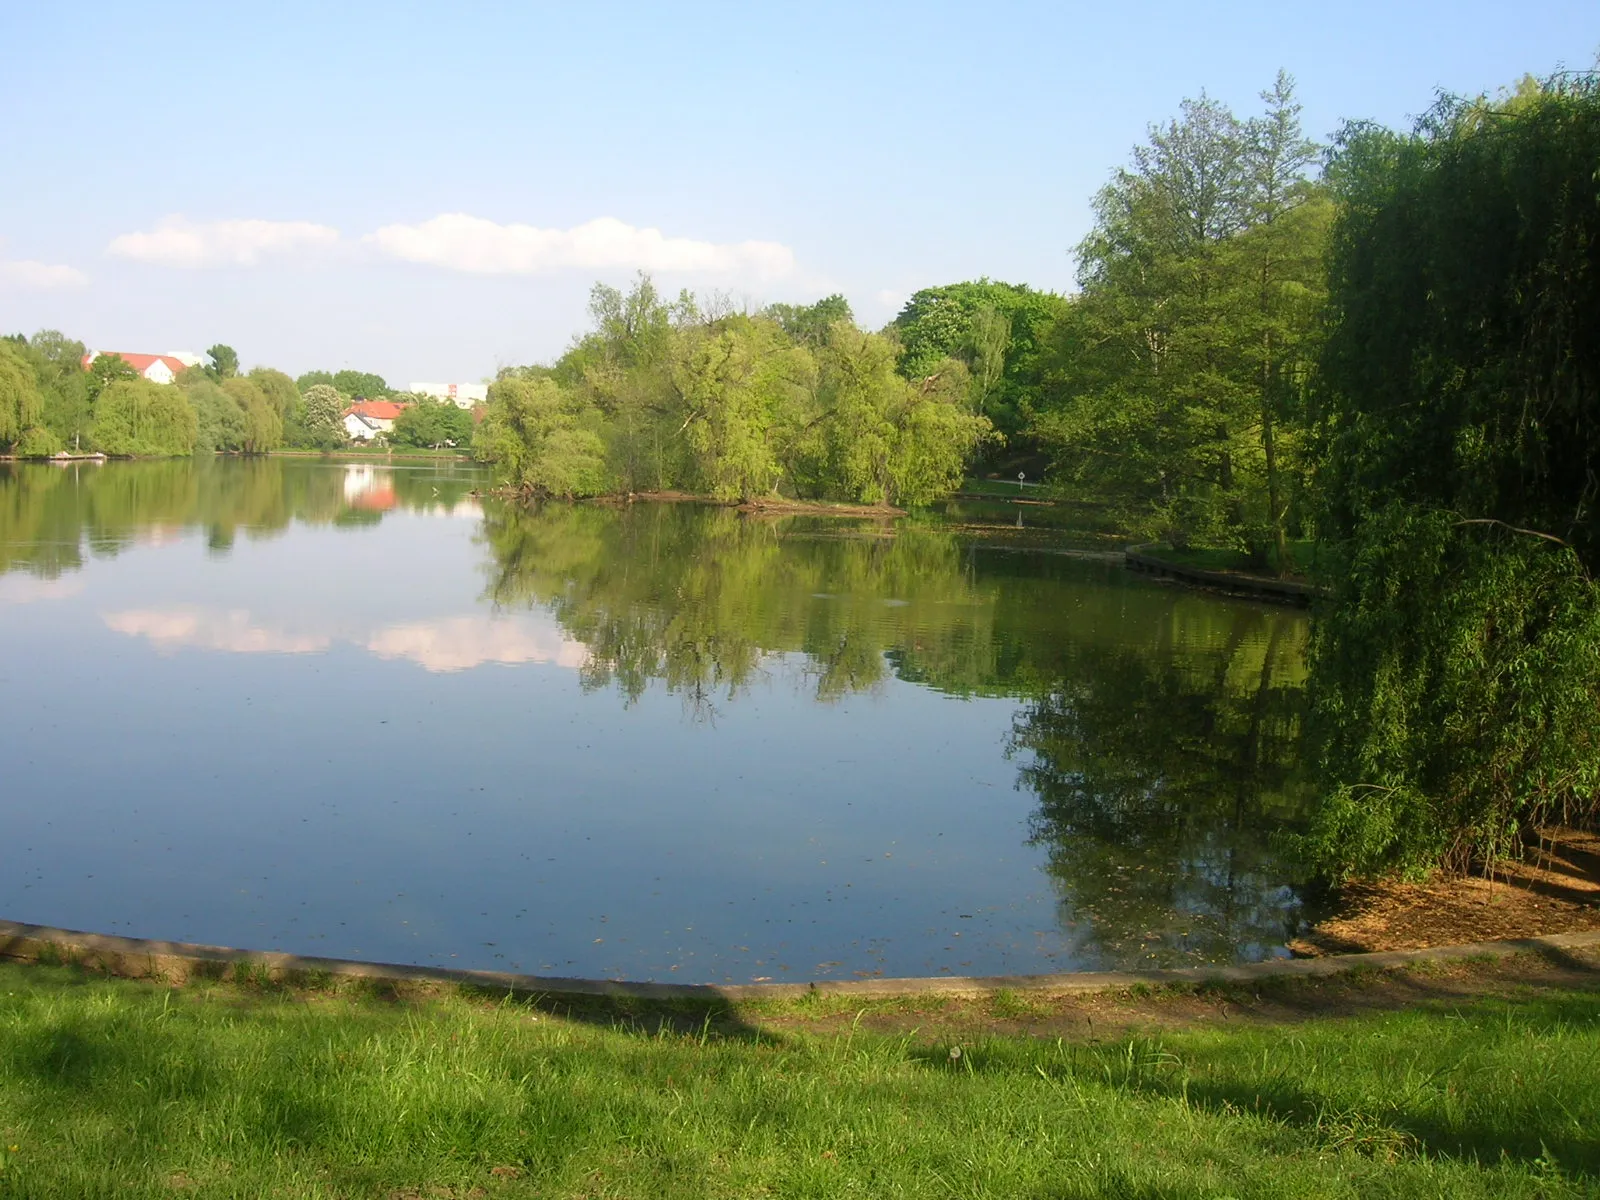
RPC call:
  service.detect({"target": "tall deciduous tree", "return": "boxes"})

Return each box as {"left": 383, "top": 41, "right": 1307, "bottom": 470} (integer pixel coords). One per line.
{"left": 1035, "top": 76, "right": 1329, "bottom": 566}
{"left": 205, "top": 344, "right": 239, "bottom": 380}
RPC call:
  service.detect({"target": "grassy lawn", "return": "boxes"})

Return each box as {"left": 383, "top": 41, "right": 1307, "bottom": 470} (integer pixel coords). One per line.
{"left": 0, "top": 963, "right": 1596, "bottom": 1197}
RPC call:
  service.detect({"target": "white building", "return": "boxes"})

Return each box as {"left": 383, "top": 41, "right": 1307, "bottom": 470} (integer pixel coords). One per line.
{"left": 410, "top": 381, "right": 488, "bottom": 409}
{"left": 342, "top": 400, "right": 408, "bottom": 441}
{"left": 81, "top": 351, "right": 195, "bottom": 385}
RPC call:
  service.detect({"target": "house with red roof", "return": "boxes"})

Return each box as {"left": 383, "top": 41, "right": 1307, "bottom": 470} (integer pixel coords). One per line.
{"left": 82, "top": 351, "right": 202, "bottom": 385}
{"left": 342, "top": 399, "right": 410, "bottom": 441}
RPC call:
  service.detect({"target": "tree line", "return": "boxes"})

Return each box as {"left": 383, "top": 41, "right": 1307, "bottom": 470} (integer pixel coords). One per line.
{"left": 0, "top": 339, "right": 476, "bottom": 457}
{"left": 473, "top": 282, "right": 996, "bottom": 506}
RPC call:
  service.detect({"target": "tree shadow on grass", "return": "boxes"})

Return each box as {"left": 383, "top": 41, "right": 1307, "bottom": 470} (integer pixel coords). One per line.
{"left": 453, "top": 982, "right": 777, "bottom": 1045}
{"left": 905, "top": 985, "right": 1600, "bottom": 1186}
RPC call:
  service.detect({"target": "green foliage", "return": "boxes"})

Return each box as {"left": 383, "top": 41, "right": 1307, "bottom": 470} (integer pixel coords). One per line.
{"left": 1034, "top": 74, "right": 1329, "bottom": 568}
{"left": 889, "top": 279, "right": 1067, "bottom": 443}
{"left": 474, "top": 376, "right": 610, "bottom": 497}
{"left": 334, "top": 369, "right": 388, "bottom": 399}
{"left": 391, "top": 395, "right": 474, "bottom": 449}
{"left": 0, "top": 341, "right": 44, "bottom": 450}
{"left": 204, "top": 343, "right": 239, "bottom": 381}
{"left": 299, "top": 383, "right": 348, "bottom": 447}
{"left": 90, "top": 379, "right": 198, "bottom": 457}
{"left": 86, "top": 353, "right": 138, "bottom": 405}
{"left": 476, "top": 276, "right": 993, "bottom": 506}
{"left": 762, "top": 293, "right": 853, "bottom": 346}
{"left": 1307, "top": 74, "right": 1600, "bottom": 879}
{"left": 247, "top": 368, "right": 300, "bottom": 421}
{"left": 183, "top": 377, "right": 248, "bottom": 453}
{"left": 220, "top": 377, "right": 283, "bottom": 453}
{"left": 295, "top": 369, "right": 388, "bottom": 399}
{"left": 2, "top": 956, "right": 1599, "bottom": 1197}
{"left": 7, "top": 331, "right": 92, "bottom": 451}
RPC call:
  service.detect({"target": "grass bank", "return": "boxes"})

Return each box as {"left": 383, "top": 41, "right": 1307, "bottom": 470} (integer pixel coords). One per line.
{"left": 270, "top": 448, "right": 474, "bottom": 460}
{"left": 0, "top": 956, "right": 1596, "bottom": 1198}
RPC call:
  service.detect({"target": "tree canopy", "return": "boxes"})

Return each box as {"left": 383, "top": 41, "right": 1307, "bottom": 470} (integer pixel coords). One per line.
{"left": 1303, "top": 74, "right": 1600, "bottom": 879}
{"left": 888, "top": 280, "right": 1067, "bottom": 448}
{"left": 474, "top": 276, "right": 993, "bottom": 505}
{"left": 1032, "top": 74, "right": 1331, "bottom": 569}
{"left": 91, "top": 378, "right": 198, "bottom": 456}
{"left": 297, "top": 369, "right": 389, "bottom": 399}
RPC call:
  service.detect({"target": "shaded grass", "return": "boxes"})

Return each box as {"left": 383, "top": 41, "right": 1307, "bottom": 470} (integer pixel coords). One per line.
{"left": 0, "top": 962, "right": 1597, "bottom": 1197}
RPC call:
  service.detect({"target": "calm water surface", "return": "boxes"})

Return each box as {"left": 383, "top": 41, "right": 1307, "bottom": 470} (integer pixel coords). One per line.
{"left": 0, "top": 458, "right": 1310, "bottom": 982}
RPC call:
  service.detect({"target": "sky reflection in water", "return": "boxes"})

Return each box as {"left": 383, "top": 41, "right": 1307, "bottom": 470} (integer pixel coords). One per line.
{"left": 0, "top": 458, "right": 1310, "bottom": 982}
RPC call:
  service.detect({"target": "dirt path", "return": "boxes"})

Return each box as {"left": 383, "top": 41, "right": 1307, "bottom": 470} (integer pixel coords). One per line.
{"left": 1295, "top": 828, "right": 1600, "bottom": 956}
{"left": 747, "top": 944, "right": 1600, "bottom": 1041}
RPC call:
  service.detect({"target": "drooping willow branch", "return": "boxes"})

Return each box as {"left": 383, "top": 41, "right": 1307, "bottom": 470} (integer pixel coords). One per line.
{"left": 1453, "top": 518, "right": 1571, "bottom": 548}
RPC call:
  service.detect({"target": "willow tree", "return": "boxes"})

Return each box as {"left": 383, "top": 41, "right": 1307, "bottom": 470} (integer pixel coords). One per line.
{"left": 221, "top": 377, "right": 283, "bottom": 453}
{"left": 0, "top": 341, "right": 47, "bottom": 452}
{"left": 1307, "top": 75, "right": 1600, "bottom": 879}
{"left": 91, "top": 379, "right": 198, "bottom": 456}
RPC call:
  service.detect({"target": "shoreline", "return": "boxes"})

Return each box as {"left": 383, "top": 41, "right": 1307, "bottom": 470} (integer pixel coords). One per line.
{"left": 5, "top": 918, "right": 1598, "bottom": 1003}
{"left": 1125, "top": 541, "right": 1321, "bottom": 605}
{"left": 483, "top": 485, "right": 908, "bottom": 518}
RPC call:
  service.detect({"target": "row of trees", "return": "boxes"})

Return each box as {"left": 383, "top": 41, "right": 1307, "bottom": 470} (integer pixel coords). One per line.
{"left": 469, "top": 75, "right": 1333, "bottom": 532}
{"left": 473, "top": 280, "right": 995, "bottom": 506}
{"left": 0, "top": 336, "right": 410, "bottom": 457}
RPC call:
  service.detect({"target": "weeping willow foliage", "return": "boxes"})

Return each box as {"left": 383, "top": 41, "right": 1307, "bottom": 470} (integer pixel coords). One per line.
{"left": 474, "top": 278, "right": 995, "bottom": 505}
{"left": 1307, "top": 74, "right": 1600, "bottom": 879}
{"left": 90, "top": 379, "right": 199, "bottom": 457}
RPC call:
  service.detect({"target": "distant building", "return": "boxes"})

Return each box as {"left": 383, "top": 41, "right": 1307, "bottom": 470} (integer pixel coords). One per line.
{"left": 342, "top": 399, "right": 410, "bottom": 441}
{"left": 82, "top": 351, "right": 200, "bottom": 385}
{"left": 410, "top": 381, "right": 488, "bottom": 409}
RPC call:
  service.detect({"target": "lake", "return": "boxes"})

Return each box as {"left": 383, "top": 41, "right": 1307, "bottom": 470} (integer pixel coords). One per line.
{"left": 0, "top": 457, "right": 1311, "bottom": 983}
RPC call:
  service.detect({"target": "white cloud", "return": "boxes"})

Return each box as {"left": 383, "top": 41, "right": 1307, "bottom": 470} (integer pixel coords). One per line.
{"left": 0, "top": 259, "right": 89, "bottom": 288}
{"left": 104, "top": 608, "right": 331, "bottom": 655}
{"left": 367, "top": 213, "right": 795, "bottom": 278}
{"left": 107, "top": 216, "right": 341, "bottom": 268}
{"left": 367, "top": 616, "right": 589, "bottom": 673}
{"left": 875, "top": 289, "right": 908, "bottom": 315}
{"left": 0, "top": 576, "right": 85, "bottom": 604}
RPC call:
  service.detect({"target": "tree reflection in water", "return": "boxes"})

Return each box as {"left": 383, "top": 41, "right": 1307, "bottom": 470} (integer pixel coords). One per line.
{"left": 480, "top": 500, "right": 1313, "bottom": 964}
{"left": 0, "top": 461, "right": 1314, "bottom": 967}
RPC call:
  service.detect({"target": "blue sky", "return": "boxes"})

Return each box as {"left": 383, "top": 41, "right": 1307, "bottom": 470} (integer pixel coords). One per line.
{"left": 1, "top": 1, "right": 1593, "bottom": 383}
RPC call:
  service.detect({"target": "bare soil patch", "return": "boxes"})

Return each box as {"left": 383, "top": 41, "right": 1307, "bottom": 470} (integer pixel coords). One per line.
{"left": 1293, "top": 828, "right": 1600, "bottom": 956}
{"left": 750, "top": 945, "right": 1600, "bottom": 1042}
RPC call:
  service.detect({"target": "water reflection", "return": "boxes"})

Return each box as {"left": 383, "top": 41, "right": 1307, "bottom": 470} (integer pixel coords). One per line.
{"left": 0, "top": 457, "right": 480, "bottom": 579}
{"left": 0, "top": 459, "right": 1313, "bottom": 974}
{"left": 482, "top": 501, "right": 1313, "bottom": 966}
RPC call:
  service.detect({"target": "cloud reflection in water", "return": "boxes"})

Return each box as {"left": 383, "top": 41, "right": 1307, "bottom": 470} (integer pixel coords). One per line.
{"left": 102, "top": 607, "right": 587, "bottom": 674}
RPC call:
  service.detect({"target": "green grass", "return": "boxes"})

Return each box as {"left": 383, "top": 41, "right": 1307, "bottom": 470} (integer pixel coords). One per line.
{"left": 0, "top": 963, "right": 1597, "bottom": 1197}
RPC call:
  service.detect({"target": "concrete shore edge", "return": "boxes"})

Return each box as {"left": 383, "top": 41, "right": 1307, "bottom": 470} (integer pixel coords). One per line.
{"left": 2, "top": 920, "right": 1597, "bottom": 1003}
